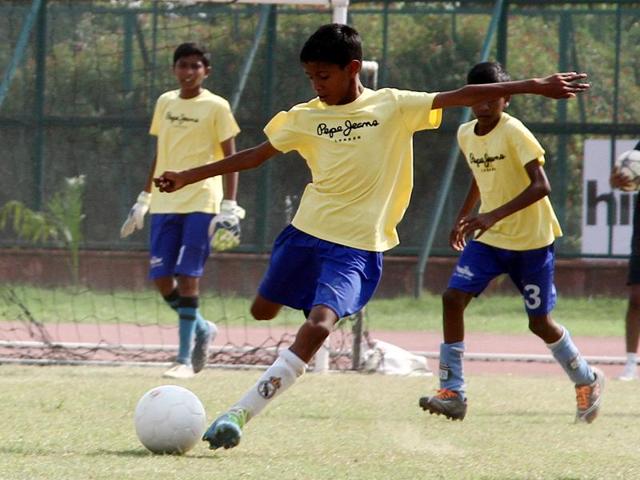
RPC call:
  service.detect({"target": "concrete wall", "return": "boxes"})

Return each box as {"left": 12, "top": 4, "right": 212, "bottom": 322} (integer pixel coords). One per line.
{"left": 0, "top": 248, "right": 629, "bottom": 298}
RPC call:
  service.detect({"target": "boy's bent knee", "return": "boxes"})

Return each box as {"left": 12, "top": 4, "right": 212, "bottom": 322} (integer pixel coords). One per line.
{"left": 250, "top": 295, "right": 282, "bottom": 320}
{"left": 442, "top": 288, "right": 471, "bottom": 311}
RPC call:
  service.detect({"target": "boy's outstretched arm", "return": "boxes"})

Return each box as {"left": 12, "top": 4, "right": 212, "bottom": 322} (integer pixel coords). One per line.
{"left": 155, "top": 141, "right": 280, "bottom": 192}
{"left": 432, "top": 72, "right": 589, "bottom": 110}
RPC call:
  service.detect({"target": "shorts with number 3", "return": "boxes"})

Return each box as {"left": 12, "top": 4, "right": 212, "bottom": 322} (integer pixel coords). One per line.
{"left": 448, "top": 240, "right": 557, "bottom": 316}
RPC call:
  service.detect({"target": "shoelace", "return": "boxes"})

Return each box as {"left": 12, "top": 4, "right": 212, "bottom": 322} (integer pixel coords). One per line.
{"left": 435, "top": 388, "right": 459, "bottom": 400}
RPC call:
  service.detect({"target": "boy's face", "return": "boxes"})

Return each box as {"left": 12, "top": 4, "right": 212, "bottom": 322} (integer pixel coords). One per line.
{"left": 302, "top": 60, "right": 360, "bottom": 105}
{"left": 173, "top": 54, "right": 210, "bottom": 94}
{"left": 471, "top": 96, "right": 509, "bottom": 126}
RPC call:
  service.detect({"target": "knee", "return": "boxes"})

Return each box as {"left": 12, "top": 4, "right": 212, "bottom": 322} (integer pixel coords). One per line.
{"left": 303, "top": 318, "right": 332, "bottom": 342}
{"left": 250, "top": 304, "right": 277, "bottom": 321}
{"left": 528, "top": 315, "right": 558, "bottom": 340}
{"left": 304, "top": 309, "right": 336, "bottom": 339}
{"left": 528, "top": 319, "right": 545, "bottom": 337}
{"left": 442, "top": 288, "right": 468, "bottom": 312}
{"left": 176, "top": 276, "right": 199, "bottom": 297}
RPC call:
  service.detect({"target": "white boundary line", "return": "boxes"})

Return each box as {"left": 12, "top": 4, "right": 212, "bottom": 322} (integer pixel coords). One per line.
{"left": 0, "top": 340, "right": 629, "bottom": 366}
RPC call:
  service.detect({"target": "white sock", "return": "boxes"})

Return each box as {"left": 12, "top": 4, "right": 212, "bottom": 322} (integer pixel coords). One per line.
{"left": 234, "top": 349, "right": 306, "bottom": 422}
{"left": 626, "top": 352, "right": 637, "bottom": 365}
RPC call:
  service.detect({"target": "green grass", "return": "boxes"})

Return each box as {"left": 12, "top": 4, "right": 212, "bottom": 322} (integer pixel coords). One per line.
{"left": 1, "top": 283, "right": 627, "bottom": 337}
{"left": 1, "top": 365, "right": 638, "bottom": 480}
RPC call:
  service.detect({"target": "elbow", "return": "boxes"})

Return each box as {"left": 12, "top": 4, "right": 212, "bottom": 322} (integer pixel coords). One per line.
{"left": 536, "top": 181, "right": 551, "bottom": 199}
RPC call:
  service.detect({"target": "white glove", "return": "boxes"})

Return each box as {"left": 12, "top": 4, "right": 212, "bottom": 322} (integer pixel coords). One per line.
{"left": 120, "top": 191, "right": 151, "bottom": 238}
{"left": 209, "top": 199, "right": 246, "bottom": 251}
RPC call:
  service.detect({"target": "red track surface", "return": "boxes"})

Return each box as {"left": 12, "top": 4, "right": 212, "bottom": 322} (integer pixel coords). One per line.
{"left": 0, "top": 322, "right": 627, "bottom": 379}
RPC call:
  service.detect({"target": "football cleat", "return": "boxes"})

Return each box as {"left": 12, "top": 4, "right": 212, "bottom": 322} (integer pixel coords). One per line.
{"left": 575, "top": 367, "right": 604, "bottom": 424}
{"left": 162, "top": 363, "right": 195, "bottom": 379}
{"left": 203, "top": 408, "right": 248, "bottom": 450}
{"left": 419, "top": 388, "right": 467, "bottom": 421}
{"left": 192, "top": 321, "right": 218, "bottom": 373}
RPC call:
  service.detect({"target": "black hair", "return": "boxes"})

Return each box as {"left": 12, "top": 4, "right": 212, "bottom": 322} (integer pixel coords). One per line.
{"left": 173, "top": 42, "right": 210, "bottom": 68}
{"left": 467, "top": 61, "right": 511, "bottom": 84}
{"left": 299, "top": 24, "right": 362, "bottom": 68}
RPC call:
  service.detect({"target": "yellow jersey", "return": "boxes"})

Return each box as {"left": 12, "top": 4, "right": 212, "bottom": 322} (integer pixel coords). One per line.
{"left": 264, "top": 88, "right": 442, "bottom": 252}
{"left": 149, "top": 88, "right": 240, "bottom": 214}
{"left": 457, "top": 112, "right": 562, "bottom": 250}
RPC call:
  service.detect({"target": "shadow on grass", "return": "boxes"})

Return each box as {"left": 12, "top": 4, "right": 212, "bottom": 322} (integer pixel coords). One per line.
{"left": 87, "top": 448, "right": 219, "bottom": 460}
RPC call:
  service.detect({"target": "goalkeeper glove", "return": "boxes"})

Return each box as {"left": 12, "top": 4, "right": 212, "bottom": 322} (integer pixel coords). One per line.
{"left": 120, "top": 191, "right": 151, "bottom": 238}
{"left": 209, "top": 199, "right": 246, "bottom": 251}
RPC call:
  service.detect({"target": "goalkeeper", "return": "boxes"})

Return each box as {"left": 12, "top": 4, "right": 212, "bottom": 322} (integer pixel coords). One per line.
{"left": 120, "top": 42, "right": 244, "bottom": 379}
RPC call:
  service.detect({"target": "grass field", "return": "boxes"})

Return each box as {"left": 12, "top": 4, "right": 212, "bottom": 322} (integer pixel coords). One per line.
{"left": 1, "top": 365, "right": 638, "bottom": 480}
{"left": 0, "top": 284, "right": 628, "bottom": 336}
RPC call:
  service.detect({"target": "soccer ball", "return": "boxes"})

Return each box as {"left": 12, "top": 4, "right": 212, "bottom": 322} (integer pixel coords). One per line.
{"left": 134, "top": 385, "right": 207, "bottom": 454}
{"left": 615, "top": 148, "right": 640, "bottom": 192}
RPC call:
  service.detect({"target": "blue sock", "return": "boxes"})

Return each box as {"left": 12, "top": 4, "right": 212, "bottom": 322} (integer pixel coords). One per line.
{"left": 177, "top": 297, "right": 198, "bottom": 365}
{"left": 439, "top": 342, "right": 465, "bottom": 397}
{"left": 547, "top": 326, "right": 595, "bottom": 385}
{"left": 163, "top": 289, "right": 180, "bottom": 311}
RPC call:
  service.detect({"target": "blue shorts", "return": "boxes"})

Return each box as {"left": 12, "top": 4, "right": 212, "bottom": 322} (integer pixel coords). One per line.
{"left": 448, "top": 240, "right": 557, "bottom": 316}
{"left": 258, "top": 225, "right": 383, "bottom": 318}
{"left": 149, "top": 213, "right": 214, "bottom": 279}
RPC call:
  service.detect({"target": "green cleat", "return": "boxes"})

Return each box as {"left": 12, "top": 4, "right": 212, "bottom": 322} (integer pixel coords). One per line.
{"left": 202, "top": 408, "right": 248, "bottom": 450}
{"left": 419, "top": 388, "right": 467, "bottom": 421}
{"left": 575, "top": 367, "right": 604, "bottom": 424}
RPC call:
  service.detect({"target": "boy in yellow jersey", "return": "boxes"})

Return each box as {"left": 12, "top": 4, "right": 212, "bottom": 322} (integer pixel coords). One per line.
{"left": 419, "top": 62, "right": 603, "bottom": 423}
{"left": 154, "top": 26, "right": 590, "bottom": 449}
{"left": 120, "top": 43, "right": 244, "bottom": 379}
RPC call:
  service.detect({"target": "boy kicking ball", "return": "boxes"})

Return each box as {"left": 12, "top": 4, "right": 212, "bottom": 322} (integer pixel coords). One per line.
{"left": 155, "top": 25, "right": 591, "bottom": 449}
{"left": 419, "top": 62, "right": 603, "bottom": 423}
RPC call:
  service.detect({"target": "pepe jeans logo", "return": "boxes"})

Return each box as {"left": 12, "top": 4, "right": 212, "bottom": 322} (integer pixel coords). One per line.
{"left": 317, "top": 119, "right": 380, "bottom": 143}
{"left": 166, "top": 111, "right": 199, "bottom": 126}
{"left": 469, "top": 152, "right": 505, "bottom": 171}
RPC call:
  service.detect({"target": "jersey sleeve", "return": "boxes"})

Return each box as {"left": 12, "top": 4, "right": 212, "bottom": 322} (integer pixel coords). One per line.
{"left": 263, "top": 110, "right": 299, "bottom": 153}
{"left": 213, "top": 98, "right": 241, "bottom": 142}
{"left": 394, "top": 90, "right": 442, "bottom": 133}
{"left": 149, "top": 96, "right": 164, "bottom": 136}
{"left": 508, "top": 120, "right": 546, "bottom": 167}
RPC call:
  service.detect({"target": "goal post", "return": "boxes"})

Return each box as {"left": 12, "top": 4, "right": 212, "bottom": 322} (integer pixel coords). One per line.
{"left": 189, "top": 0, "right": 349, "bottom": 23}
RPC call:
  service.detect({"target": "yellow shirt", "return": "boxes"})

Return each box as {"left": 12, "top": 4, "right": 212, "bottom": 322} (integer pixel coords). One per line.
{"left": 149, "top": 89, "right": 240, "bottom": 213}
{"left": 264, "top": 88, "right": 442, "bottom": 252}
{"left": 457, "top": 112, "right": 562, "bottom": 250}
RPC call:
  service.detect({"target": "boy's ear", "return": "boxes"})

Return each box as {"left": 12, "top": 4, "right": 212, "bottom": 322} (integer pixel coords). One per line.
{"left": 504, "top": 94, "right": 511, "bottom": 107}
{"left": 204, "top": 65, "right": 212, "bottom": 77}
{"left": 348, "top": 59, "right": 361, "bottom": 77}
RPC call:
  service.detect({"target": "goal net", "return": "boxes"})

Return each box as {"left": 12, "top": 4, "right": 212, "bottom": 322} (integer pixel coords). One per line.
{"left": 0, "top": 0, "right": 378, "bottom": 370}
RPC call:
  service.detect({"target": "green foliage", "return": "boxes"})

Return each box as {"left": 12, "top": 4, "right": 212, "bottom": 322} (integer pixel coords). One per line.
{"left": 1, "top": 2, "right": 639, "bottom": 253}
{"left": 0, "top": 201, "right": 58, "bottom": 244}
{"left": 0, "top": 175, "right": 86, "bottom": 284}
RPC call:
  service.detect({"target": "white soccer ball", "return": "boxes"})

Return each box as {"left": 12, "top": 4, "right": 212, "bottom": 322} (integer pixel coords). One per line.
{"left": 615, "top": 148, "right": 640, "bottom": 192}
{"left": 134, "top": 385, "right": 207, "bottom": 454}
